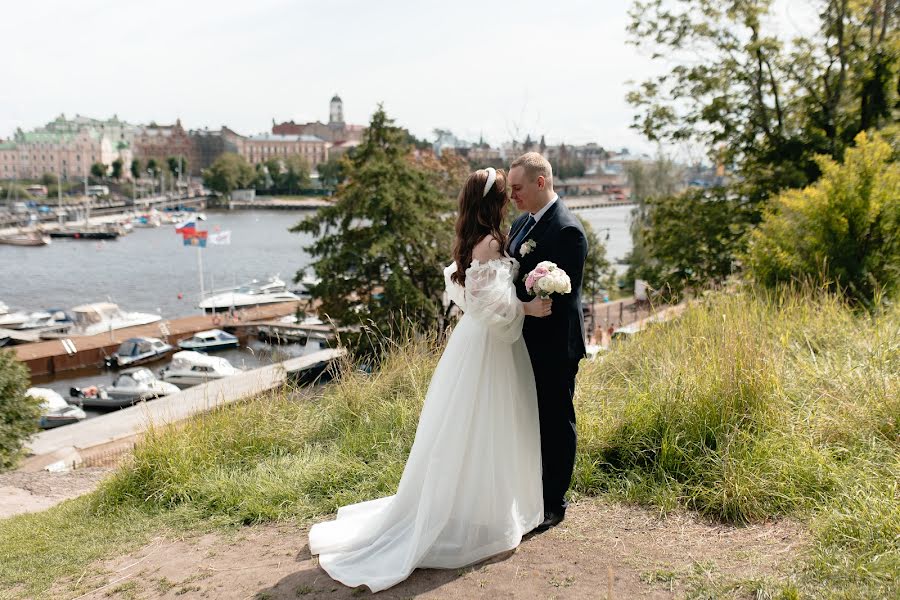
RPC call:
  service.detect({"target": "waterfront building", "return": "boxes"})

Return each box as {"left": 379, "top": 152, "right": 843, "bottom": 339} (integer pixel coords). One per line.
{"left": 188, "top": 127, "right": 244, "bottom": 175}
{"left": 0, "top": 114, "right": 131, "bottom": 181}
{"left": 240, "top": 133, "right": 329, "bottom": 169}
{"left": 132, "top": 119, "right": 193, "bottom": 169}
{"left": 271, "top": 94, "right": 365, "bottom": 145}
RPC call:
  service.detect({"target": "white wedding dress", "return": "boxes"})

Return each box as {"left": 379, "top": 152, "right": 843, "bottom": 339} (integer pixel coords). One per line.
{"left": 308, "top": 256, "right": 544, "bottom": 592}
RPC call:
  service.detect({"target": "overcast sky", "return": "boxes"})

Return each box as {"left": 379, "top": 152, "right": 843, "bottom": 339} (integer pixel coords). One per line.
{"left": 2, "top": 0, "right": 815, "bottom": 154}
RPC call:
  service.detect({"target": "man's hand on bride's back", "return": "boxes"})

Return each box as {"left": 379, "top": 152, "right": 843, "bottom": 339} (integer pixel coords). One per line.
{"left": 523, "top": 297, "right": 552, "bottom": 318}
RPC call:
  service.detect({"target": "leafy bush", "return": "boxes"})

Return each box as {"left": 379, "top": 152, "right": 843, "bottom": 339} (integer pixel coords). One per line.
{"left": 746, "top": 132, "right": 900, "bottom": 307}
{"left": 0, "top": 350, "right": 40, "bottom": 471}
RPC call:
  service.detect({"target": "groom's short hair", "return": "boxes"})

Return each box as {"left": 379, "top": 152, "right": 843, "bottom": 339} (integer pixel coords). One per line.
{"left": 511, "top": 152, "right": 553, "bottom": 188}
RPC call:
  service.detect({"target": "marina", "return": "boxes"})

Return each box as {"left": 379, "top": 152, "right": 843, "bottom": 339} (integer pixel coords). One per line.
{"left": 11, "top": 301, "right": 304, "bottom": 377}
{"left": 1, "top": 203, "right": 634, "bottom": 436}
{"left": 22, "top": 348, "right": 346, "bottom": 471}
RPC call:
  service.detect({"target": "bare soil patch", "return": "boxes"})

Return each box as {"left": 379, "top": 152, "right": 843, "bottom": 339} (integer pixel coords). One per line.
{"left": 0, "top": 467, "right": 111, "bottom": 519}
{"left": 55, "top": 498, "right": 804, "bottom": 600}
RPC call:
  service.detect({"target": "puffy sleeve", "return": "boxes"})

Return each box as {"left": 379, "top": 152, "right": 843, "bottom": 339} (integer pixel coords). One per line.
{"left": 463, "top": 260, "right": 524, "bottom": 343}
{"left": 443, "top": 263, "right": 467, "bottom": 311}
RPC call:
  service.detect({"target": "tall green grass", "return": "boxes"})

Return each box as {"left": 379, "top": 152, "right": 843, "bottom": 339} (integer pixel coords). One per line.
{"left": 96, "top": 336, "right": 439, "bottom": 524}
{"left": 574, "top": 289, "right": 898, "bottom": 595}
{"left": 1, "top": 290, "right": 896, "bottom": 597}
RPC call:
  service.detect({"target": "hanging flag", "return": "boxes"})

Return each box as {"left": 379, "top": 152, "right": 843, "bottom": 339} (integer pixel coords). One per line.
{"left": 175, "top": 219, "right": 196, "bottom": 234}
{"left": 208, "top": 230, "right": 231, "bottom": 245}
{"left": 183, "top": 230, "right": 208, "bottom": 247}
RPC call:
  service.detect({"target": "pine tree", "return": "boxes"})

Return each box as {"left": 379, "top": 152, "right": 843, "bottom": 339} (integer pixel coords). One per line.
{"left": 292, "top": 107, "right": 456, "bottom": 341}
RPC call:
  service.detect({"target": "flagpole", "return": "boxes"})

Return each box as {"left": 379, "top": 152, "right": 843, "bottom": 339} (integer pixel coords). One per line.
{"left": 197, "top": 244, "right": 205, "bottom": 311}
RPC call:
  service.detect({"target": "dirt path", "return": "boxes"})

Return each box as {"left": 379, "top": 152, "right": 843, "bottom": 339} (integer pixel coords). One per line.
{"left": 59, "top": 498, "right": 804, "bottom": 600}
{"left": 0, "top": 467, "right": 111, "bottom": 519}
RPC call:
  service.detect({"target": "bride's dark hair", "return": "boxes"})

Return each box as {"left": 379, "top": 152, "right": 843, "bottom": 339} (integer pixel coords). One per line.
{"left": 451, "top": 168, "right": 509, "bottom": 286}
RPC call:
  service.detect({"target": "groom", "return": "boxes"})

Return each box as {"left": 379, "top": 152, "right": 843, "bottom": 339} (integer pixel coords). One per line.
{"left": 508, "top": 152, "right": 587, "bottom": 532}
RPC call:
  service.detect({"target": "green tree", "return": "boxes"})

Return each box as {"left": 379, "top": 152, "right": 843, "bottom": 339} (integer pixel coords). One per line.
{"left": 0, "top": 350, "right": 40, "bottom": 472}
{"left": 624, "top": 155, "right": 684, "bottom": 285}
{"left": 90, "top": 162, "right": 107, "bottom": 180}
{"left": 552, "top": 158, "right": 587, "bottom": 180}
{"left": 166, "top": 155, "right": 188, "bottom": 180}
{"left": 145, "top": 158, "right": 159, "bottom": 177}
{"left": 111, "top": 158, "right": 124, "bottom": 182}
{"left": 263, "top": 158, "right": 282, "bottom": 190}
{"left": 202, "top": 153, "right": 255, "bottom": 197}
{"left": 414, "top": 149, "right": 469, "bottom": 198}
{"left": 638, "top": 187, "right": 754, "bottom": 298}
{"left": 316, "top": 155, "right": 347, "bottom": 187}
{"left": 281, "top": 154, "right": 310, "bottom": 194}
{"left": 40, "top": 173, "right": 58, "bottom": 186}
{"left": 627, "top": 0, "right": 899, "bottom": 203}
{"left": 746, "top": 132, "right": 900, "bottom": 306}
{"left": 252, "top": 162, "right": 270, "bottom": 190}
{"left": 292, "top": 107, "right": 455, "bottom": 342}
{"left": 578, "top": 216, "right": 612, "bottom": 303}
{"left": 130, "top": 158, "right": 142, "bottom": 180}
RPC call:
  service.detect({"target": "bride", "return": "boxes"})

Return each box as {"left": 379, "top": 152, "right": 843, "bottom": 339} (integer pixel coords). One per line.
{"left": 308, "top": 167, "right": 552, "bottom": 592}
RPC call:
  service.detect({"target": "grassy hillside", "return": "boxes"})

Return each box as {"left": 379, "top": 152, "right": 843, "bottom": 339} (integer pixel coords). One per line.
{"left": 1, "top": 289, "right": 896, "bottom": 598}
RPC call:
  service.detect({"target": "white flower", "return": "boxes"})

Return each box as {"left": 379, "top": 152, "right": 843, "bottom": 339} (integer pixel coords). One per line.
{"left": 520, "top": 240, "right": 537, "bottom": 256}
{"left": 526, "top": 261, "right": 572, "bottom": 298}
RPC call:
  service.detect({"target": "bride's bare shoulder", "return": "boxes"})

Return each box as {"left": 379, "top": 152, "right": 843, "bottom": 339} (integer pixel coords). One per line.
{"left": 472, "top": 235, "right": 502, "bottom": 263}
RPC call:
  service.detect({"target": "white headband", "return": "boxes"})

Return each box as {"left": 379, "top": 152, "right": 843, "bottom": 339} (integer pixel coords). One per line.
{"left": 482, "top": 168, "right": 497, "bottom": 197}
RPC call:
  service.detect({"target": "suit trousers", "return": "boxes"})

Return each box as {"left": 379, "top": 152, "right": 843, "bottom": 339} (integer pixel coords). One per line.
{"left": 530, "top": 355, "right": 579, "bottom": 514}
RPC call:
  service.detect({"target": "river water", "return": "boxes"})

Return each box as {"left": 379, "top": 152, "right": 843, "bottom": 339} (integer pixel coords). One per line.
{"left": 0, "top": 204, "right": 633, "bottom": 319}
{"left": 2, "top": 204, "right": 633, "bottom": 406}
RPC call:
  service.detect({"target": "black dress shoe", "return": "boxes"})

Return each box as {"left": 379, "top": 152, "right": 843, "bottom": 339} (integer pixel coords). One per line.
{"left": 533, "top": 511, "right": 565, "bottom": 533}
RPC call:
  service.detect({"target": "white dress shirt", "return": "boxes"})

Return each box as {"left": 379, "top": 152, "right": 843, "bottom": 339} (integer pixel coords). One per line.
{"left": 518, "top": 194, "right": 558, "bottom": 240}
{"left": 531, "top": 195, "right": 559, "bottom": 224}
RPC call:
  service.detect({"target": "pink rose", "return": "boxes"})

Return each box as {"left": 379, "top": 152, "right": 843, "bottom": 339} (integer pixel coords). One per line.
{"left": 525, "top": 273, "right": 536, "bottom": 292}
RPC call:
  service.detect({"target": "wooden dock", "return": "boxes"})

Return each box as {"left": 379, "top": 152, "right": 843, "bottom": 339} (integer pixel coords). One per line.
{"left": 562, "top": 197, "right": 635, "bottom": 210}
{"left": 12, "top": 301, "right": 303, "bottom": 377}
{"left": 228, "top": 197, "right": 331, "bottom": 210}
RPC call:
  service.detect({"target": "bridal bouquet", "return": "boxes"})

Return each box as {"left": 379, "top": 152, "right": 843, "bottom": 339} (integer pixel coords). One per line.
{"left": 524, "top": 261, "right": 571, "bottom": 298}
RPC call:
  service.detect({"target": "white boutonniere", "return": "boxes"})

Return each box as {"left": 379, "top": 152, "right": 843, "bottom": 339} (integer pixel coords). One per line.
{"left": 520, "top": 240, "right": 537, "bottom": 256}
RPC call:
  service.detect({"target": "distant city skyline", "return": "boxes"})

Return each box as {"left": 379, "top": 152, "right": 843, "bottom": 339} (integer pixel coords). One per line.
{"left": 2, "top": 0, "right": 814, "bottom": 155}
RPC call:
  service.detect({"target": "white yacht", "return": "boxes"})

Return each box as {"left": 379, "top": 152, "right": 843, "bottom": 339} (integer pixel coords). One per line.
{"left": 159, "top": 351, "right": 242, "bottom": 387}
{"left": 69, "top": 302, "right": 162, "bottom": 336}
{"left": 198, "top": 276, "right": 300, "bottom": 312}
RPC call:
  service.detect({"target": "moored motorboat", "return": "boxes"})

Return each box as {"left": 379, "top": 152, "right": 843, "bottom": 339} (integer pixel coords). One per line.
{"left": 12, "top": 309, "right": 72, "bottom": 330}
{"left": 177, "top": 329, "right": 239, "bottom": 352}
{"left": 69, "top": 303, "right": 162, "bottom": 336}
{"left": 198, "top": 276, "right": 300, "bottom": 312}
{"left": 132, "top": 211, "right": 162, "bottom": 228}
{"left": 0, "top": 231, "right": 51, "bottom": 246}
{"left": 50, "top": 222, "right": 122, "bottom": 240}
{"left": 258, "top": 324, "right": 329, "bottom": 349}
{"left": 106, "top": 337, "right": 174, "bottom": 368}
{"left": 159, "top": 351, "right": 242, "bottom": 387}
{"left": 0, "top": 309, "right": 29, "bottom": 328}
{"left": 29, "top": 387, "right": 87, "bottom": 429}
{"left": 70, "top": 367, "right": 180, "bottom": 408}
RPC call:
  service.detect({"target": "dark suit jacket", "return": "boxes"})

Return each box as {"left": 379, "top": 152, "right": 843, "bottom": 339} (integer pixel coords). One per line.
{"left": 509, "top": 199, "right": 588, "bottom": 363}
